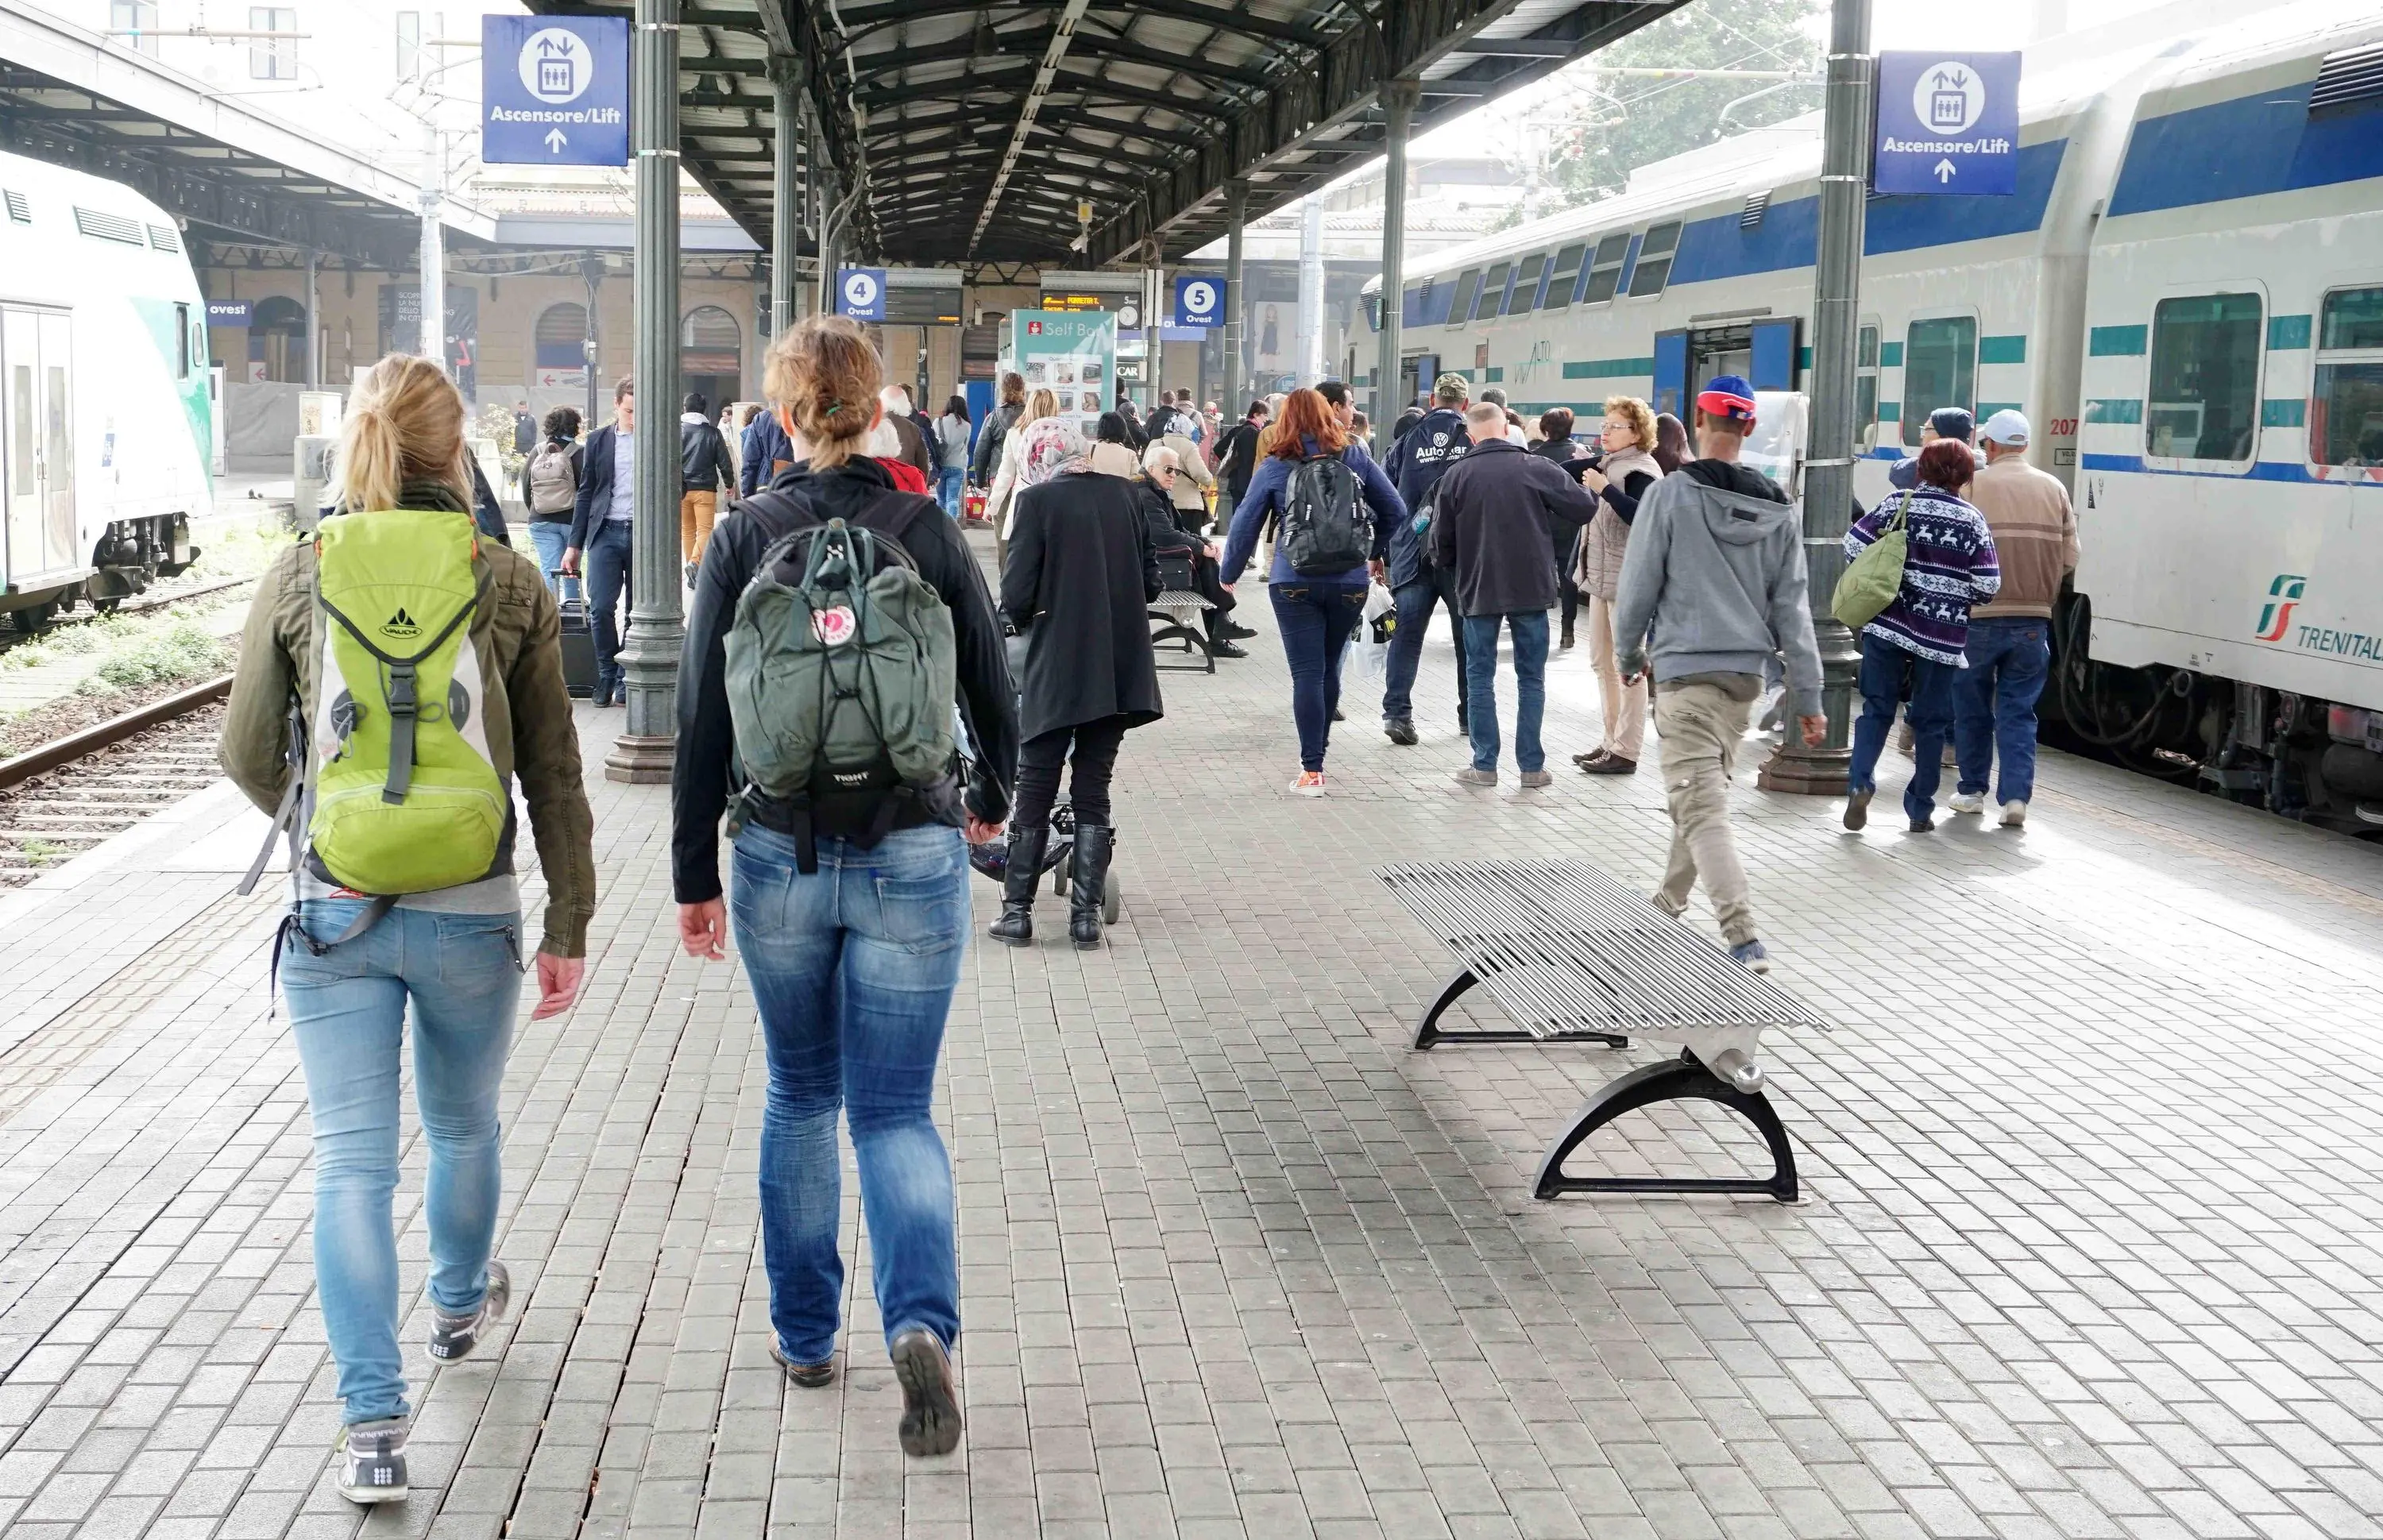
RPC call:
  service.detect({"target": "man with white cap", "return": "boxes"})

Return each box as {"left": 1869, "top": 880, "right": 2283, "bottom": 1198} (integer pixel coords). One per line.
{"left": 1949, "top": 409, "right": 2077, "bottom": 826}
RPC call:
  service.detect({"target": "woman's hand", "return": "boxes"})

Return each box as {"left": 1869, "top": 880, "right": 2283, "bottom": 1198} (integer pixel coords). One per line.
{"left": 678, "top": 898, "right": 728, "bottom": 960}
{"left": 964, "top": 814, "right": 1004, "bottom": 846}
{"left": 532, "top": 954, "right": 585, "bottom": 1019}
{"left": 1578, "top": 466, "right": 1608, "bottom": 494}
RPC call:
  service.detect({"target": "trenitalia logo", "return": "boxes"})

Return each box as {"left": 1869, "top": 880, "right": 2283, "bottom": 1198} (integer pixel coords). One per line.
{"left": 2254, "top": 574, "right": 2305, "bottom": 643}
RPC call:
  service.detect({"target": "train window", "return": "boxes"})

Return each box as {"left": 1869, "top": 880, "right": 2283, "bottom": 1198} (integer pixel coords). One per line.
{"left": 1857, "top": 323, "right": 1880, "bottom": 450}
{"left": 1543, "top": 244, "right": 1585, "bottom": 310}
{"left": 1508, "top": 253, "right": 1546, "bottom": 315}
{"left": 1582, "top": 234, "right": 1630, "bottom": 306}
{"left": 9, "top": 365, "right": 29, "bottom": 497}
{"left": 1447, "top": 268, "right": 1481, "bottom": 329}
{"left": 1628, "top": 222, "right": 1682, "bottom": 298}
{"left": 1902, "top": 317, "right": 1976, "bottom": 446}
{"left": 175, "top": 302, "right": 191, "bottom": 380}
{"left": 1472, "top": 264, "right": 1510, "bottom": 322}
{"left": 2146, "top": 292, "right": 2262, "bottom": 462}
{"left": 2312, "top": 285, "right": 2383, "bottom": 468}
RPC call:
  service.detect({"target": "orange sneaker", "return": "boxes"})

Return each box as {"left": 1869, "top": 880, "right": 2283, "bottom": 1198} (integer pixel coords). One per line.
{"left": 1291, "top": 771, "right": 1327, "bottom": 797}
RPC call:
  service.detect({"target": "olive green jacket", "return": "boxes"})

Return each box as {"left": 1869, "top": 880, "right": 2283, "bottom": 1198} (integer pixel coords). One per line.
{"left": 218, "top": 496, "right": 597, "bottom": 957}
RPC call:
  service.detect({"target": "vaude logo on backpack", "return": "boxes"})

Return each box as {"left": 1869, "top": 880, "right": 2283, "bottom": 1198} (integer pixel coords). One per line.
{"left": 723, "top": 496, "right": 956, "bottom": 864}
{"left": 306, "top": 509, "right": 506, "bottom": 895}
{"left": 1279, "top": 452, "right": 1369, "bottom": 576}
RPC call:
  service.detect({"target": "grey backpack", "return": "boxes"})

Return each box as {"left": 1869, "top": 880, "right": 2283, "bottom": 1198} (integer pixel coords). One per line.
{"left": 526, "top": 442, "right": 577, "bottom": 515}
{"left": 723, "top": 490, "right": 956, "bottom": 867}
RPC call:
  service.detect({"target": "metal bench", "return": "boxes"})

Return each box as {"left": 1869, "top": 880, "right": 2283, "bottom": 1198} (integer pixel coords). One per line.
{"left": 1149, "top": 556, "right": 1215, "bottom": 674}
{"left": 1378, "top": 859, "right": 1825, "bottom": 1202}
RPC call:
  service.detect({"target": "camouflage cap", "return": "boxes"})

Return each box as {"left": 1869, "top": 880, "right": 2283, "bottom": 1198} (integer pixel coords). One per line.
{"left": 1432, "top": 371, "right": 1472, "bottom": 399}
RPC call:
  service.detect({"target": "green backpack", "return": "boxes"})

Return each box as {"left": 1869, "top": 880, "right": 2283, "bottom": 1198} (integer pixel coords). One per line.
{"left": 723, "top": 492, "right": 956, "bottom": 867}
{"left": 1832, "top": 491, "right": 1912, "bottom": 631}
{"left": 304, "top": 508, "right": 507, "bottom": 894}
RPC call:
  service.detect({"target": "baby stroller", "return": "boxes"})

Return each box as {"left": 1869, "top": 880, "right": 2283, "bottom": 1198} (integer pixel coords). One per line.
{"left": 965, "top": 797, "right": 1122, "bottom": 924}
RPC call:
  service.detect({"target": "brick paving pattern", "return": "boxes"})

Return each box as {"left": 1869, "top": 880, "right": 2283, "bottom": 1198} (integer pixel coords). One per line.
{"left": 0, "top": 572, "right": 2379, "bottom": 1539}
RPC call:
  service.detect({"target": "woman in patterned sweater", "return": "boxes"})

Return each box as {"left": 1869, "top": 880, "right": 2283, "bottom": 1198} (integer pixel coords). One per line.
{"left": 1843, "top": 438, "right": 2000, "bottom": 833}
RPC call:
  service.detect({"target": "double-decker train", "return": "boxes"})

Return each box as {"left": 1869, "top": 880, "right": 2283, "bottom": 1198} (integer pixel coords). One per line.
{"left": 0, "top": 147, "right": 209, "bottom": 628}
{"left": 1365, "top": 0, "right": 2383, "bottom": 833}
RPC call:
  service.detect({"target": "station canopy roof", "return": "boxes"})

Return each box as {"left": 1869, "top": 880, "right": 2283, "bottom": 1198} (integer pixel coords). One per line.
{"left": 527, "top": 0, "right": 1684, "bottom": 268}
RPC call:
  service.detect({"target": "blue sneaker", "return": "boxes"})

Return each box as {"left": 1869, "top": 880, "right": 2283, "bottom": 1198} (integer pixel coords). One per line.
{"left": 1728, "top": 940, "right": 1771, "bottom": 975}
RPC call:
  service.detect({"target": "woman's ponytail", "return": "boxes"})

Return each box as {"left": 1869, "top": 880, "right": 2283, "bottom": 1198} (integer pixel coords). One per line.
{"left": 335, "top": 353, "right": 470, "bottom": 512}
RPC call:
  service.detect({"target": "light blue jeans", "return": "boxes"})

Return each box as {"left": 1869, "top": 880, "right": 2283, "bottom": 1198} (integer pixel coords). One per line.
{"left": 280, "top": 899, "right": 523, "bottom": 1425}
{"left": 526, "top": 519, "right": 581, "bottom": 603}
{"left": 1462, "top": 610, "right": 1550, "bottom": 773}
{"left": 935, "top": 465, "right": 966, "bottom": 516}
{"left": 731, "top": 823, "right": 969, "bottom": 1365}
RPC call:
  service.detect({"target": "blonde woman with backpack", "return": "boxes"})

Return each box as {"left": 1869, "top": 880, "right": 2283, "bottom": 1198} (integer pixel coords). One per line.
{"left": 670, "top": 315, "right": 1018, "bottom": 1457}
{"left": 218, "top": 353, "right": 597, "bottom": 1507}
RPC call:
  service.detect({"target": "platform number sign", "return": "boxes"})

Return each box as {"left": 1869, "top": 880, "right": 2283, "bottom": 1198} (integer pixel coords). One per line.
{"left": 839, "top": 268, "right": 886, "bottom": 322}
{"left": 1172, "top": 276, "right": 1222, "bottom": 330}
{"left": 1873, "top": 52, "right": 2020, "bottom": 196}
{"left": 481, "top": 15, "right": 628, "bottom": 166}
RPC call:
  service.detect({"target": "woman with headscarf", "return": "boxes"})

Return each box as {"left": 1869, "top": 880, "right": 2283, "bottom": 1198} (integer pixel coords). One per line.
{"left": 986, "top": 386, "right": 1060, "bottom": 565}
{"left": 991, "top": 417, "right": 1164, "bottom": 949}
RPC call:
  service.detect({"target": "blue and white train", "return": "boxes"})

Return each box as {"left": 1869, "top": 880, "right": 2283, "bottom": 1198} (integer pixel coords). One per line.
{"left": 1364, "top": 0, "right": 2383, "bottom": 832}
{"left": 0, "top": 148, "right": 209, "bottom": 628}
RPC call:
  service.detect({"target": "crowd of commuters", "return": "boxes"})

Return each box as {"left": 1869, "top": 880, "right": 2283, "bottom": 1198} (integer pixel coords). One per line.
{"left": 225, "top": 315, "right": 2078, "bottom": 1504}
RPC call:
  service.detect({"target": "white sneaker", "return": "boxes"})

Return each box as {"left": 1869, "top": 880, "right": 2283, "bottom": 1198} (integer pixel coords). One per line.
{"left": 1948, "top": 792, "right": 1985, "bottom": 816}
{"left": 2000, "top": 800, "right": 2027, "bottom": 827}
{"left": 1291, "top": 771, "right": 1327, "bottom": 797}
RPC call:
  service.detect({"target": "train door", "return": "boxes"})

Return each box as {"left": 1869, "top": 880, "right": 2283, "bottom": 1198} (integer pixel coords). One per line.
{"left": 2, "top": 306, "right": 77, "bottom": 589}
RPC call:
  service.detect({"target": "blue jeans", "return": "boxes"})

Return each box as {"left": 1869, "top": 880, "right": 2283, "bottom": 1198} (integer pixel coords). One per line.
{"left": 1269, "top": 581, "right": 1368, "bottom": 771}
{"left": 1850, "top": 632, "right": 1959, "bottom": 821}
{"left": 280, "top": 900, "right": 523, "bottom": 1425}
{"left": 732, "top": 823, "right": 969, "bottom": 1365}
{"left": 1461, "top": 611, "right": 1550, "bottom": 773}
{"left": 1381, "top": 569, "right": 1470, "bottom": 724}
{"left": 935, "top": 465, "right": 965, "bottom": 515}
{"left": 584, "top": 518, "right": 632, "bottom": 694}
{"left": 1955, "top": 616, "right": 2050, "bottom": 805}
{"left": 527, "top": 520, "right": 581, "bottom": 603}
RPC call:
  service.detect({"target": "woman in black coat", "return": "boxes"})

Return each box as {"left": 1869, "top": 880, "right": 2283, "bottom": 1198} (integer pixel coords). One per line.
{"left": 1536, "top": 408, "right": 1594, "bottom": 649}
{"left": 991, "top": 418, "right": 1163, "bottom": 949}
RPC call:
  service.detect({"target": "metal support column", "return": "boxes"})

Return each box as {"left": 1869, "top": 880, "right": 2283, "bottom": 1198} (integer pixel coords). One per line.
{"left": 1375, "top": 81, "right": 1416, "bottom": 423}
{"left": 579, "top": 253, "right": 605, "bottom": 427}
{"left": 1759, "top": 0, "right": 1870, "bottom": 793}
{"left": 303, "top": 248, "right": 318, "bottom": 387}
{"left": 769, "top": 56, "right": 803, "bottom": 338}
{"left": 418, "top": 122, "right": 444, "bottom": 369}
{"left": 1221, "top": 177, "right": 1246, "bottom": 415}
{"left": 609, "top": 0, "right": 684, "bottom": 782}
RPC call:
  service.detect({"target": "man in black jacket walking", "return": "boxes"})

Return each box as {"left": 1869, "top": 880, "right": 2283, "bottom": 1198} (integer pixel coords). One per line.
{"left": 1209, "top": 399, "right": 1269, "bottom": 527}
{"left": 970, "top": 372, "right": 1027, "bottom": 488}
{"left": 679, "top": 392, "right": 736, "bottom": 585}
{"left": 1431, "top": 402, "right": 1599, "bottom": 788}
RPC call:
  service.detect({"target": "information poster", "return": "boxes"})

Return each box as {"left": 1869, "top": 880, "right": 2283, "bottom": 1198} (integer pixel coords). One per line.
{"left": 1011, "top": 310, "right": 1117, "bottom": 443}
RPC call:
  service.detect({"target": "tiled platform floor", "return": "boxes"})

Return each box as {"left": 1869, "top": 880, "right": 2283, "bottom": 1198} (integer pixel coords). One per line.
{"left": 1, "top": 566, "right": 2379, "bottom": 1540}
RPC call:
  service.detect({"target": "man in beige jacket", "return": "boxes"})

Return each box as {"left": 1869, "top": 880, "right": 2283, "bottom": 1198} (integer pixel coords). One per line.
{"left": 1949, "top": 410, "right": 2078, "bottom": 827}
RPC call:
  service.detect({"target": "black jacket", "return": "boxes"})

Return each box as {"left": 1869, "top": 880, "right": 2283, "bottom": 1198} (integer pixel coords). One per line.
{"left": 680, "top": 418, "right": 734, "bottom": 493}
{"left": 970, "top": 402, "right": 1022, "bottom": 484}
{"left": 999, "top": 470, "right": 1164, "bottom": 743}
{"left": 1381, "top": 406, "right": 1473, "bottom": 587}
{"left": 1429, "top": 438, "right": 1599, "bottom": 616}
{"left": 570, "top": 423, "right": 627, "bottom": 550}
{"left": 1213, "top": 421, "right": 1265, "bottom": 503}
{"left": 670, "top": 457, "right": 1018, "bottom": 903}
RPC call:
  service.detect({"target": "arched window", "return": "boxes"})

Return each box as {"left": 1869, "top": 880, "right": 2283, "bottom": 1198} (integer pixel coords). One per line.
{"left": 681, "top": 304, "right": 743, "bottom": 410}
{"left": 251, "top": 294, "right": 308, "bottom": 384}
{"left": 533, "top": 302, "right": 589, "bottom": 386}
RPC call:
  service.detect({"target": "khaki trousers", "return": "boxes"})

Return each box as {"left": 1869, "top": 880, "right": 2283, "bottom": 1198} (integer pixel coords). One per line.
{"left": 1651, "top": 681, "right": 1757, "bottom": 947}
{"left": 1586, "top": 596, "right": 1647, "bottom": 762}
{"left": 679, "top": 490, "right": 717, "bottom": 563}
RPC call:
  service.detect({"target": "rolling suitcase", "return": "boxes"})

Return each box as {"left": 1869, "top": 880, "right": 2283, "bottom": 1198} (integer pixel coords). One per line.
{"left": 558, "top": 597, "right": 598, "bottom": 698}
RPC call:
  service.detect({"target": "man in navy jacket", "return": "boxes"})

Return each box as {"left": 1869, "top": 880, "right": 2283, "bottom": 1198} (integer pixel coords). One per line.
{"left": 1376, "top": 372, "right": 1477, "bottom": 744}
{"left": 563, "top": 379, "right": 636, "bottom": 704}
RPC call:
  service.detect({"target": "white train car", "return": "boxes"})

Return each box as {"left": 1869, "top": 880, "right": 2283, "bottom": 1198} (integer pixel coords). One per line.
{"left": 1365, "top": 0, "right": 2383, "bottom": 830}
{"left": 0, "top": 147, "right": 209, "bottom": 627}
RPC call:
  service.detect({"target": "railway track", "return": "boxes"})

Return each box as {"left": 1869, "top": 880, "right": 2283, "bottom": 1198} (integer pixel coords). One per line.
{"left": 0, "top": 677, "right": 234, "bottom": 888}
{"left": 0, "top": 573, "right": 257, "bottom": 653}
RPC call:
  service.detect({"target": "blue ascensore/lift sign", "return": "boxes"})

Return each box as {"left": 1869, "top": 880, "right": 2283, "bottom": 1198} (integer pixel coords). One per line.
{"left": 482, "top": 16, "right": 629, "bottom": 167}
{"left": 1874, "top": 52, "right": 2021, "bottom": 196}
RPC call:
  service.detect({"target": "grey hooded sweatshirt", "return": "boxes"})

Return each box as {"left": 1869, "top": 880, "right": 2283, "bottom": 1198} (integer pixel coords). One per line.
{"left": 1609, "top": 460, "right": 1824, "bottom": 718}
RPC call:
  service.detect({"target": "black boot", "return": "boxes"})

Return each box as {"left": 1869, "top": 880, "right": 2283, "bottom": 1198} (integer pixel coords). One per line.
{"left": 1203, "top": 615, "right": 1248, "bottom": 659}
{"left": 1068, "top": 824, "right": 1113, "bottom": 950}
{"left": 989, "top": 827, "right": 1046, "bottom": 946}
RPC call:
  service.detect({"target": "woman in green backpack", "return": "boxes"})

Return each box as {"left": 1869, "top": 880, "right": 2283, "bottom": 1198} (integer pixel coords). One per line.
{"left": 218, "top": 353, "right": 597, "bottom": 1506}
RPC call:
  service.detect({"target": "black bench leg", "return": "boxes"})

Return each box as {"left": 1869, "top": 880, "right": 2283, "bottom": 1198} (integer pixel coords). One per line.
{"left": 1532, "top": 1051, "right": 1798, "bottom": 1202}
{"left": 1412, "top": 966, "right": 1628, "bottom": 1052}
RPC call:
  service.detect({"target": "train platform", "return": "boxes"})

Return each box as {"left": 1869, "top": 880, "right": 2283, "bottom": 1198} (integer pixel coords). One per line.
{"left": 1, "top": 571, "right": 2379, "bottom": 1540}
